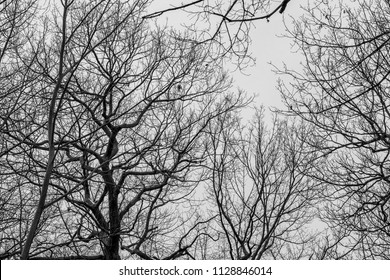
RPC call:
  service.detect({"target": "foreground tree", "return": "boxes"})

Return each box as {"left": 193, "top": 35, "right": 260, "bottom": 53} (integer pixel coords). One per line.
{"left": 0, "top": 0, "right": 298, "bottom": 260}
{"left": 278, "top": 0, "right": 390, "bottom": 259}
{"left": 0, "top": 0, "right": 247, "bottom": 260}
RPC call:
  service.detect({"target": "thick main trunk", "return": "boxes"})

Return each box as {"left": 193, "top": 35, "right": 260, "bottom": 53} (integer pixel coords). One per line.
{"left": 104, "top": 238, "right": 121, "bottom": 260}
{"left": 105, "top": 188, "right": 121, "bottom": 260}
{"left": 102, "top": 163, "right": 121, "bottom": 260}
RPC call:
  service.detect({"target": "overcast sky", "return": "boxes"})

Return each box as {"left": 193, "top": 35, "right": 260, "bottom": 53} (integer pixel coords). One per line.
{"left": 148, "top": 1, "right": 305, "bottom": 118}
{"left": 234, "top": 1, "right": 304, "bottom": 111}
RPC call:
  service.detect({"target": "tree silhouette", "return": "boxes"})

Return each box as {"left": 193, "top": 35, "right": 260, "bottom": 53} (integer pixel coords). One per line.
{"left": 0, "top": 0, "right": 307, "bottom": 260}
{"left": 278, "top": 0, "right": 390, "bottom": 259}
{"left": 205, "top": 108, "right": 319, "bottom": 259}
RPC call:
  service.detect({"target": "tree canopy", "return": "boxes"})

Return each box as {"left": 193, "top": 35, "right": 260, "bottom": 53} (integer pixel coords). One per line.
{"left": 2, "top": 0, "right": 390, "bottom": 260}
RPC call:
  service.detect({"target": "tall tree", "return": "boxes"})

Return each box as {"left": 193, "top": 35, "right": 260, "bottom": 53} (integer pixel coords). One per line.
{"left": 278, "top": 0, "right": 390, "bottom": 259}
{"left": 1, "top": 0, "right": 249, "bottom": 260}
{"left": 205, "top": 109, "right": 319, "bottom": 259}
{"left": 0, "top": 0, "right": 38, "bottom": 260}
{"left": 1, "top": 0, "right": 297, "bottom": 260}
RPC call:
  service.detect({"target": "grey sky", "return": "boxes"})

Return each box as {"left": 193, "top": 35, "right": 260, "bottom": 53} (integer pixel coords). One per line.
{"left": 148, "top": 1, "right": 304, "bottom": 117}
{"left": 235, "top": 2, "right": 303, "bottom": 110}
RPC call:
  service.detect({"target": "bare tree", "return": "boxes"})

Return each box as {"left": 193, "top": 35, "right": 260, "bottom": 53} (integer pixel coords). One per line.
{"left": 278, "top": 0, "right": 390, "bottom": 259}
{"left": 1, "top": 0, "right": 251, "bottom": 260}
{"left": 0, "top": 0, "right": 38, "bottom": 260}
{"left": 0, "top": 0, "right": 299, "bottom": 260}
{"left": 204, "top": 108, "right": 319, "bottom": 259}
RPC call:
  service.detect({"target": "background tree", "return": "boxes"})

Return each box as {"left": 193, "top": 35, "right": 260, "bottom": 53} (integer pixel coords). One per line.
{"left": 204, "top": 108, "right": 319, "bottom": 259}
{"left": 278, "top": 0, "right": 390, "bottom": 259}
{"left": 0, "top": 0, "right": 38, "bottom": 259}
